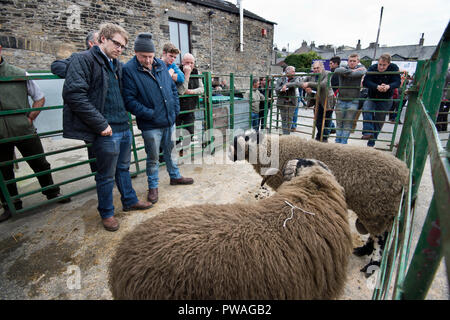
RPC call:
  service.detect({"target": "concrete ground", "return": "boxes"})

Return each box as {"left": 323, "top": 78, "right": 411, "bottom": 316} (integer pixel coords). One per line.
{"left": 0, "top": 107, "right": 448, "bottom": 300}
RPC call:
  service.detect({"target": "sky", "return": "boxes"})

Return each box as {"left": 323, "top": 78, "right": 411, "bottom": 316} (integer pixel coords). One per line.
{"left": 241, "top": 0, "right": 450, "bottom": 52}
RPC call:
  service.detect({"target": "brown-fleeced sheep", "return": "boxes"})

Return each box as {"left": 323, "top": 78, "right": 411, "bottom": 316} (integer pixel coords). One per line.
{"left": 229, "top": 132, "right": 409, "bottom": 276}
{"left": 109, "top": 161, "right": 353, "bottom": 300}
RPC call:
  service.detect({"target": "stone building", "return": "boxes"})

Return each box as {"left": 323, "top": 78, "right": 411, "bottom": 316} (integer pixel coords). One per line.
{"left": 0, "top": 0, "right": 275, "bottom": 82}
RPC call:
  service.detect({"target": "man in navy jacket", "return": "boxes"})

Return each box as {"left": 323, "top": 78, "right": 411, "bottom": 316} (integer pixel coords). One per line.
{"left": 122, "top": 33, "right": 194, "bottom": 205}
{"left": 362, "top": 53, "right": 401, "bottom": 147}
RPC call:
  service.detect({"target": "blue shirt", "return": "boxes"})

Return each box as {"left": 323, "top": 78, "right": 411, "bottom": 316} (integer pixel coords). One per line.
{"left": 167, "top": 62, "right": 185, "bottom": 84}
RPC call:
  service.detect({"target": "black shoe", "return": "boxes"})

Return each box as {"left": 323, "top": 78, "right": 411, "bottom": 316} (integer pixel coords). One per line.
{"left": 0, "top": 210, "right": 12, "bottom": 223}
{"left": 47, "top": 193, "right": 72, "bottom": 204}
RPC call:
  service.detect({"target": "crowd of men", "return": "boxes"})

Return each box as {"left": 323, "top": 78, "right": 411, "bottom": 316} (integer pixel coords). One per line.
{"left": 0, "top": 23, "right": 201, "bottom": 230}
{"left": 273, "top": 53, "right": 402, "bottom": 146}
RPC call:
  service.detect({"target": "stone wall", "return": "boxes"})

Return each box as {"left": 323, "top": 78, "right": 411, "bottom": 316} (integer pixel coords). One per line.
{"left": 0, "top": 0, "right": 274, "bottom": 87}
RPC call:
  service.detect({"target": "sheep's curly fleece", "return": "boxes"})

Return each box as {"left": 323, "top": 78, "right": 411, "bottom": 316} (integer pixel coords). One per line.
{"left": 247, "top": 134, "right": 409, "bottom": 236}
{"left": 109, "top": 165, "right": 352, "bottom": 300}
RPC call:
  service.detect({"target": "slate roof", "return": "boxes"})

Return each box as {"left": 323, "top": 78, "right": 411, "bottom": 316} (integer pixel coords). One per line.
{"left": 183, "top": 0, "right": 276, "bottom": 25}
{"left": 318, "top": 44, "right": 436, "bottom": 61}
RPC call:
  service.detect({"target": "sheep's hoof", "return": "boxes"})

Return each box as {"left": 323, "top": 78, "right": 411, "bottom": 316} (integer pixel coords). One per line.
{"left": 360, "top": 260, "right": 381, "bottom": 278}
{"left": 353, "top": 238, "right": 374, "bottom": 257}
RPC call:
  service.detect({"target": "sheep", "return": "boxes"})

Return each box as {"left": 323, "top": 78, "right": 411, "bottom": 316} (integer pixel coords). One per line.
{"left": 229, "top": 131, "right": 409, "bottom": 277}
{"left": 108, "top": 159, "right": 353, "bottom": 300}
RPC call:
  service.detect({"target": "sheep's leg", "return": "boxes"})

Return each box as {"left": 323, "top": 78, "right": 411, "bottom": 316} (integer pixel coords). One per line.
{"left": 353, "top": 235, "right": 375, "bottom": 257}
{"left": 360, "top": 232, "right": 388, "bottom": 278}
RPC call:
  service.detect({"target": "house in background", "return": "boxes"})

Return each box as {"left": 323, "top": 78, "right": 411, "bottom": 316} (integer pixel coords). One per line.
{"left": 291, "top": 33, "right": 436, "bottom": 62}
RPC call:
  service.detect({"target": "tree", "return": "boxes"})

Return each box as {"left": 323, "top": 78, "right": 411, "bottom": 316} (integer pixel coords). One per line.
{"left": 360, "top": 59, "right": 372, "bottom": 69}
{"left": 284, "top": 52, "right": 323, "bottom": 71}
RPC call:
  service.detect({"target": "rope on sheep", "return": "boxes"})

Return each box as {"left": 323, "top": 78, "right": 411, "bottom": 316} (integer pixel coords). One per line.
{"left": 282, "top": 200, "right": 315, "bottom": 228}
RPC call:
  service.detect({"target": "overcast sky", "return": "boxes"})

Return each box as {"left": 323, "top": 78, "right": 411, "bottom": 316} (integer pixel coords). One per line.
{"left": 241, "top": 0, "right": 449, "bottom": 51}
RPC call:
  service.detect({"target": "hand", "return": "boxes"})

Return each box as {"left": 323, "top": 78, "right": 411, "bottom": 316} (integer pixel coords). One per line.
{"left": 305, "top": 87, "right": 312, "bottom": 94}
{"left": 281, "top": 84, "right": 287, "bottom": 92}
{"left": 185, "top": 89, "right": 194, "bottom": 95}
{"left": 183, "top": 65, "right": 192, "bottom": 74}
{"left": 168, "top": 68, "right": 175, "bottom": 76}
{"left": 101, "top": 125, "right": 113, "bottom": 136}
{"left": 27, "top": 117, "right": 33, "bottom": 125}
{"left": 301, "top": 83, "right": 308, "bottom": 89}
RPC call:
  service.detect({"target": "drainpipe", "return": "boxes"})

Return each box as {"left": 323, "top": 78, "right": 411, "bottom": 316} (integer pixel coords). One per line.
{"left": 208, "top": 10, "right": 215, "bottom": 72}
{"left": 237, "top": 0, "right": 244, "bottom": 52}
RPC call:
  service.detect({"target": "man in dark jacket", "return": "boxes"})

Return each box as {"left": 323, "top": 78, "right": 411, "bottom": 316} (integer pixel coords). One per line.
{"left": 176, "top": 53, "right": 204, "bottom": 143}
{"left": 50, "top": 30, "right": 99, "bottom": 173}
{"left": 362, "top": 53, "right": 401, "bottom": 147}
{"left": 122, "top": 33, "right": 194, "bottom": 205}
{"left": 62, "top": 23, "right": 152, "bottom": 232}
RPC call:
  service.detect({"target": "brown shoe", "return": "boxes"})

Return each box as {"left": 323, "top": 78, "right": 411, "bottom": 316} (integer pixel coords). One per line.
{"left": 170, "top": 177, "right": 194, "bottom": 185}
{"left": 0, "top": 210, "right": 12, "bottom": 223}
{"left": 123, "top": 200, "right": 153, "bottom": 212}
{"left": 102, "top": 216, "right": 119, "bottom": 232}
{"left": 147, "top": 188, "right": 158, "bottom": 204}
{"left": 361, "top": 134, "right": 373, "bottom": 140}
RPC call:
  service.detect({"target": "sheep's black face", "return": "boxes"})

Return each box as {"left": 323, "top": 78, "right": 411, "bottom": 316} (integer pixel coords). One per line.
{"left": 282, "top": 158, "right": 330, "bottom": 182}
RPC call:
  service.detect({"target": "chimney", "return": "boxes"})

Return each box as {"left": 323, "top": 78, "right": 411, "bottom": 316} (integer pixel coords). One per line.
{"left": 356, "top": 39, "right": 361, "bottom": 50}
{"left": 310, "top": 41, "right": 315, "bottom": 49}
{"left": 419, "top": 33, "right": 424, "bottom": 46}
{"left": 301, "top": 40, "right": 307, "bottom": 48}
{"left": 368, "top": 42, "right": 379, "bottom": 49}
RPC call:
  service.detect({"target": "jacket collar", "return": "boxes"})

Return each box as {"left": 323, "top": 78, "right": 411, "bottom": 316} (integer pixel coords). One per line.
{"left": 134, "top": 56, "right": 164, "bottom": 73}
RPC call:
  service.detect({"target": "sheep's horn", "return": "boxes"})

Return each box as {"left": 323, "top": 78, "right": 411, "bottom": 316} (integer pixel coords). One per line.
{"left": 261, "top": 167, "right": 279, "bottom": 186}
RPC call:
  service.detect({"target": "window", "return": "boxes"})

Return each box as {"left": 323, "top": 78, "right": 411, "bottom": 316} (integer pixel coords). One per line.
{"left": 169, "top": 19, "right": 191, "bottom": 65}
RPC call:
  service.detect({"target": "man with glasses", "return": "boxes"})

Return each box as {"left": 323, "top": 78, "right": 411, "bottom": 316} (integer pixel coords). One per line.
{"left": 62, "top": 23, "right": 152, "bottom": 232}
{"left": 51, "top": 30, "right": 100, "bottom": 174}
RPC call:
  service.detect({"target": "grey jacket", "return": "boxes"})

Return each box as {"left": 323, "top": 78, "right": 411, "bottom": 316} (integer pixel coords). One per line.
{"left": 297, "top": 70, "right": 334, "bottom": 107}
{"left": 275, "top": 76, "right": 300, "bottom": 107}
{"left": 334, "top": 65, "right": 366, "bottom": 99}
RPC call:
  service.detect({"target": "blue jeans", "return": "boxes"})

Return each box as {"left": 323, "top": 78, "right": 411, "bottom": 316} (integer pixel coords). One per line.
{"left": 335, "top": 99, "right": 359, "bottom": 144}
{"left": 251, "top": 112, "right": 259, "bottom": 131}
{"left": 142, "top": 125, "right": 182, "bottom": 189}
{"left": 362, "top": 99, "right": 393, "bottom": 147}
{"left": 92, "top": 130, "right": 139, "bottom": 219}
{"left": 291, "top": 107, "right": 299, "bottom": 129}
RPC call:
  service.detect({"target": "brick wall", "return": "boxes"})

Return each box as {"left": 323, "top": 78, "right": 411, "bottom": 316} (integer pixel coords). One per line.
{"left": 0, "top": 0, "right": 274, "bottom": 86}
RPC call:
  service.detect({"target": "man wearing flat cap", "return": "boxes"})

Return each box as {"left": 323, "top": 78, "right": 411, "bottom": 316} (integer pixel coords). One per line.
{"left": 62, "top": 23, "right": 152, "bottom": 232}
{"left": 122, "top": 32, "right": 194, "bottom": 205}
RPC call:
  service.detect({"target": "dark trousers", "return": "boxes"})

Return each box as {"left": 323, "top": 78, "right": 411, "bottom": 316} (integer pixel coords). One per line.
{"left": 176, "top": 110, "right": 195, "bottom": 136}
{"left": 315, "top": 104, "right": 333, "bottom": 141}
{"left": 0, "top": 136, "right": 59, "bottom": 210}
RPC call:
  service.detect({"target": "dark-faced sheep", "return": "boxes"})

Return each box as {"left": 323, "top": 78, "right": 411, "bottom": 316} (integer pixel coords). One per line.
{"left": 229, "top": 132, "right": 409, "bottom": 276}
{"left": 109, "top": 160, "right": 353, "bottom": 300}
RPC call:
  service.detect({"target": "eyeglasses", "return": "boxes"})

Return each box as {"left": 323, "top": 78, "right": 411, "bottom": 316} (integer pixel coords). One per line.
{"left": 108, "top": 38, "right": 127, "bottom": 50}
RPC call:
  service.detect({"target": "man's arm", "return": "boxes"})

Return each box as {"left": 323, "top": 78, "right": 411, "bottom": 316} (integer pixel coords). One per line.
{"left": 169, "top": 63, "right": 185, "bottom": 84}
{"left": 25, "top": 77, "right": 46, "bottom": 123}
{"left": 185, "top": 74, "right": 204, "bottom": 95}
{"left": 50, "top": 54, "right": 76, "bottom": 78}
{"left": 170, "top": 79, "right": 180, "bottom": 117}
{"left": 122, "top": 68, "right": 154, "bottom": 120}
